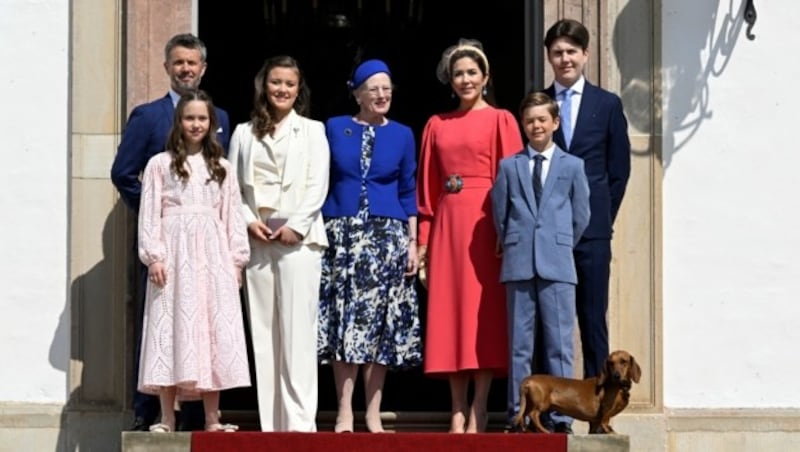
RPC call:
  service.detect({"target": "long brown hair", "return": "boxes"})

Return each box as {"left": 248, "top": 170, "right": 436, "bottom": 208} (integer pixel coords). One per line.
{"left": 166, "top": 90, "right": 227, "bottom": 184}
{"left": 251, "top": 55, "right": 311, "bottom": 140}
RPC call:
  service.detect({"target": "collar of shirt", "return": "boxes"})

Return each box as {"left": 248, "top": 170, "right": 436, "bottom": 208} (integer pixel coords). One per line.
{"left": 528, "top": 143, "right": 555, "bottom": 160}
{"left": 554, "top": 76, "right": 585, "bottom": 97}
{"left": 528, "top": 143, "right": 555, "bottom": 183}
{"left": 168, "top": 89, "right": 181, "bottom": 107}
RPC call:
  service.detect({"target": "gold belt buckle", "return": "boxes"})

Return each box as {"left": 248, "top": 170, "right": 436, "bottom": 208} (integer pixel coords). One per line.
{"left": 445, "top": 174, "right": 463, "bottom": 193}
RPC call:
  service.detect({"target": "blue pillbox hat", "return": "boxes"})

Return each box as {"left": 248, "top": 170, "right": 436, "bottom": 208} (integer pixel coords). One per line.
{"left": 348, "top": 59, "right": 391, "bottom": 90}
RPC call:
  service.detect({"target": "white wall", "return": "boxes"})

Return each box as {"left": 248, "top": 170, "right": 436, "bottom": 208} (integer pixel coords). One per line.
{"left": 663, "top": 0, "right": 800, "bottom": 407}
{"left": 0, "top": 0, "right": 70, "bottom": 403}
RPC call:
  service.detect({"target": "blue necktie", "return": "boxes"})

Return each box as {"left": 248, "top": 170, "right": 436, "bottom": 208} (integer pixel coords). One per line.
{"left": 532, "top": 154, "right": 544, "bottom": 207}
{"left": 559, "top": 89, "right": 574, "bottom": 149}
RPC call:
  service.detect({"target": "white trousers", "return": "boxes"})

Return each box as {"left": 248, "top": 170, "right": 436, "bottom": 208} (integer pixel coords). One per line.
{"left": 245, "top": 239, "right": 322, "bottom": 432}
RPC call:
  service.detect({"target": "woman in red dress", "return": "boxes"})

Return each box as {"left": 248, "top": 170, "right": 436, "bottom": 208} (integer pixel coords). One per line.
{"left": 417, "top": 39, "right": 523, "bottom": 433}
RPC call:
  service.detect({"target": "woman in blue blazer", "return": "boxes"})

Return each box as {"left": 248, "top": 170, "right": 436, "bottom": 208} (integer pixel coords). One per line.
{"left": 318, "top": 59, "right": 422, "bottom": 433}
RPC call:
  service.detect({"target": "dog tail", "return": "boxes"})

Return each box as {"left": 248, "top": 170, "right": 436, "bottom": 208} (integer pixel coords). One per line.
{"left": 513, "top": 383, "right": 529, "bottom": 430}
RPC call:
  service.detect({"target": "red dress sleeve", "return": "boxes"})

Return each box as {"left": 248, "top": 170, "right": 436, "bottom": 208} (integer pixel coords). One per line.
{"left": 416, "top": 115, "right": 442, "bottom": 246}
{"left": 492, "top": 109, "right": 524, "bottom": 179}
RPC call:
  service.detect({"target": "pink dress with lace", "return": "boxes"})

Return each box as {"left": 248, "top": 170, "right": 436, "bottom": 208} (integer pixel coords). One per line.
{"left": 137, "top": 151, "right": 251, "bottom": 398}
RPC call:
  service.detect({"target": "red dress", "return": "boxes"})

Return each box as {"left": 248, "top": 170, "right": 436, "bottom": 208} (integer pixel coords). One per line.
{"left": 417, "top": 107, "right": 523, "bottom": 375}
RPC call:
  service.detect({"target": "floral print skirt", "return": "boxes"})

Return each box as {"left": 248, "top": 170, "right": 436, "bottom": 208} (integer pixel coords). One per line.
{"left": 318, "top": 211, "right": 422, "bottom": 369}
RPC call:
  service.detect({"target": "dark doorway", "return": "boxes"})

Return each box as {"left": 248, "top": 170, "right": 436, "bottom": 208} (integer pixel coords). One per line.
{"left": 200, "top": 0, "right": 533, "bottom": 415}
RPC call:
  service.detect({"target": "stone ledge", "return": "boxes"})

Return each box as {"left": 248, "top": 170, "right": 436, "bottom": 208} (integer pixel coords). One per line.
{"left": 0, "top": 403, "right": 63, "bottom": 428}
{"left": 569, "top": 434, "right": 630, "bottom": 452}
{"left": 667, "top": 408, "right": 800, "bottom": 432}
{"left": 122, "top": 432, "right": 191, "bottom": 452}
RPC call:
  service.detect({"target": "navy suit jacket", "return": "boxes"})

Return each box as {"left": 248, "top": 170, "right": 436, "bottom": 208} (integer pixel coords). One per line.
{"left": 110, "top": 94, "right": 231, "bottom": 212}
{"left": 544, "top": 81, "right": 630, "bottom": 240}
{"left": 491, "top": 146, "right": 590, "bottom": 284}
{"left": 321, "top": 115, "right": 417, "bottom": 221}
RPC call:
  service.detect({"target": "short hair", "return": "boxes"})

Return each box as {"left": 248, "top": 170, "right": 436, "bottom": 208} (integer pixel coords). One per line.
{"left": 164, "top": 33, "right": 208, "bottom": 63}
{"left": 519, "top": 91, "right": 559, "bottom": 119}
{"left": 544, "top": 19, "right": 590, "bottom": 50}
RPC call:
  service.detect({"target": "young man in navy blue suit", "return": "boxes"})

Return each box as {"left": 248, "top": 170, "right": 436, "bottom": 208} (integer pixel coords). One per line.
{"left": 492, "top": 92, "right": 590, "bottom": 434}
{"left": 110, "top": 33, "right": 231, "bottom": 431}
{"left": 542, "top": 19, "right": 631, "bottom": 383}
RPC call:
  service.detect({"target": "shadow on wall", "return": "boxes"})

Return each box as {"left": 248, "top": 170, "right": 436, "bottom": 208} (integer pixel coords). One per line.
{"left": 49, "top": 201, "right": 130, "bottom": 452}
{"left": 613, "top": 0, "right": 748, "bottom": 169}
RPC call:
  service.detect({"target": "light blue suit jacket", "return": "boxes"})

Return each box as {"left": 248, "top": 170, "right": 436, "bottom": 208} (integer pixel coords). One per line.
{"left": 491, "top": 146, "right": 591, "bottom": 284}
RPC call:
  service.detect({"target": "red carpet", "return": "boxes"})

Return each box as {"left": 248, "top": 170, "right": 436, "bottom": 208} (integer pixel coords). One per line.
{"left": 191, "top": 431, "right": 567, "bottom": 452}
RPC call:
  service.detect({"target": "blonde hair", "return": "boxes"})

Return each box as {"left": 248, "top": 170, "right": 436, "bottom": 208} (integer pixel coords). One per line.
{"left": 435, "top": 38, "right": 490, "bottom": 84}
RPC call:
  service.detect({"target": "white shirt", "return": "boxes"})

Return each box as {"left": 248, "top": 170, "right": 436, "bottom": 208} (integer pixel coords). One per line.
{"left": 528, "top": 143, "right": 556, "bottom": 185}
{"left": 168, "top": 89, "right": 181, "bottom": 107}
{"left": 554, "top": 76, "right": 585, "bottom": 129}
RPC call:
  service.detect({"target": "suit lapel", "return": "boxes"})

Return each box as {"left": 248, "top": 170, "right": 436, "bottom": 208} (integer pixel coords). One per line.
{"left": 514, "top": 152, "right": 537, "bottom": 217}
{"left": 281, "top": 110, "right": 301, "bottom": 188}
{"left": 159, "top": 94, "right": 174, "bottom": 126}
{"left": 159, "top": 93, "right": 175, "bottom": 132}
{"left": 571, "top": 82, "right": 599, "bottom": 149}
{"left": 239, "top": 124, "right": 256, "bottom": 187}
{"left": 545, "top": 85, "right": 568, "bottom": 151}
{"left": 539, "top": 147, "right": 565, "bottom": 208}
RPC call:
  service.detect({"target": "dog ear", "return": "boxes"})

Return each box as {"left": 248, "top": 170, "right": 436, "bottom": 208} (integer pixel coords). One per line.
{"left": 630, "top": 355, "right": 642, "bottom": 383}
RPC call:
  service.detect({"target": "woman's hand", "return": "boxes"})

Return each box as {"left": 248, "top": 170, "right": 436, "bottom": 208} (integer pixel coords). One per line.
{"left": 269, "top": 226, "right": 303, "bottom": 246}
{"left": 148, "top": 262, "right": 167, "bottom": 288}
{"left": 404, "top": 240, "right": 419, "bottom": 278}
{"left": 417, "top": 245, "right": 428, "bottom": 288}
{"left": 248, "top": 221, "right": 271, "bottom": 243}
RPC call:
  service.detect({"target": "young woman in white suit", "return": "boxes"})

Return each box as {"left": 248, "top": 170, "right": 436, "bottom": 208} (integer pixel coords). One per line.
{"left": 228, "top": 55, "right": 330, "bottom": 432}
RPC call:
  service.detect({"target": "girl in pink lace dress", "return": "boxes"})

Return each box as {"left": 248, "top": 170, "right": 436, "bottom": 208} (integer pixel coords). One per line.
{"left": 137, "top": 90, "right": 251, "bottom": 433}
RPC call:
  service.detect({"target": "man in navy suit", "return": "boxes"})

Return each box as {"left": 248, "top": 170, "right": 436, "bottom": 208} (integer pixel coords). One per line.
{"left": 542, "top": 19, "right": 631, "bottom": 383}
{"left": 110, "top": 33, "right": 231, "bottom": 431}
{"left": 492, "top": 92, "right": 590, "bottom": 433}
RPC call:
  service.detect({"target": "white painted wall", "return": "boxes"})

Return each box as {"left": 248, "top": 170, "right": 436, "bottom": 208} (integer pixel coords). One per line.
{"left": 663, "top": 1, "right": 800, "bottom": 407}
{"left": 0, "top": 0, "right": 70, "bottom": 403}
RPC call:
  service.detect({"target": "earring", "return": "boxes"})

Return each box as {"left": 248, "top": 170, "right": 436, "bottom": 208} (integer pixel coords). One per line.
{"left": 482, "top": 86, "right": 488, "bottom": 97}
{"left": 450, "top": 91, "right": 455, "bottom": 99}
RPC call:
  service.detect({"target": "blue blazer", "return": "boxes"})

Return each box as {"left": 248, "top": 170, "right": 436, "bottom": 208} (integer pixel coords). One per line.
{"left": 491, "top": 147, "right": 590, "bottom": 284}
{"left": 544, "top": 82, "right": 630, "bottom": 240}
{"left": 110, "top": 94, "right": 231, "bottom": 212}
{"left": 322, "top": 116, "right": 417, "bottom": 220}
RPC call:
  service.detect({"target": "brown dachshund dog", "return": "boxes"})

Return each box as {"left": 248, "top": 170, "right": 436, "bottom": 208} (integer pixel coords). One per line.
{"left": 513, "top": 350, "right": 641, "bottom": 434}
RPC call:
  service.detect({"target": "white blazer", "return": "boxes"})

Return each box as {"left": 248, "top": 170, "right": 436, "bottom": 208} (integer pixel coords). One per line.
{"left": 228, "top": 110, "right": 330, "bottom": 248}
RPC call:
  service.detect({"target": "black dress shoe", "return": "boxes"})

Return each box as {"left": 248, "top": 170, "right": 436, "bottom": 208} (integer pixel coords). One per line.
{"left": 505, "top": 417, "right": 533, "bottom": 433}
{"left": 553, "top": 422, "right": 573, "bottom": 434}
{"left": 129, "top": 416, "right": 150, "bottom": 432}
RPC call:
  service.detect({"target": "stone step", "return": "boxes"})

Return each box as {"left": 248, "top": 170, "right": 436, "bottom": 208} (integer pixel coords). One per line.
{"left": 122, "top": 431, "right": 629, "bottom": 452}
{"left": 122, "top": 411, "right": 630, "bottom": 452}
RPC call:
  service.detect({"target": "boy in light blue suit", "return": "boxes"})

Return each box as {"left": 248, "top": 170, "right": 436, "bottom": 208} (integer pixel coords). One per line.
{"left": 491, "top": 92, "right": 590, "bottom": 433}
